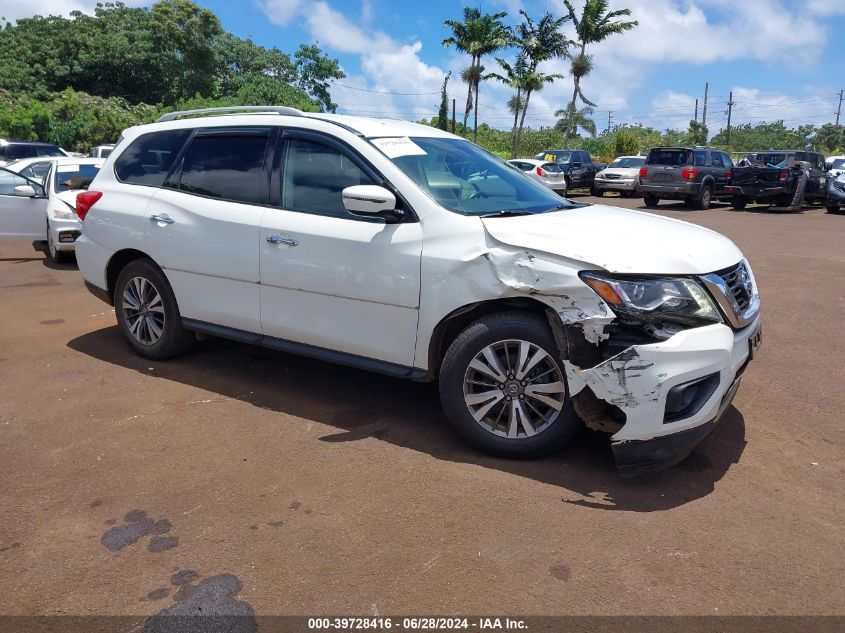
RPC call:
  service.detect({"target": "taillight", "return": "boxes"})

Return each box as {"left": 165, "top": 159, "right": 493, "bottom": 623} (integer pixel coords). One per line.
{"left": 681, "top": 168, "right": 698, "bottom": 180}
{"left": 76, "top": 191, "right": 102, "bottom": 221}
{"left": 725, "top": 170, "right": 733, "bottom": 181}
{"left": 778, "top": 171, "right": 788, "bottom": 182}
{"left": 536, "top": 166, "right": 546, "bottom": 177}
{"left": 639, "top": 167, "right": 648, "bottom": 178}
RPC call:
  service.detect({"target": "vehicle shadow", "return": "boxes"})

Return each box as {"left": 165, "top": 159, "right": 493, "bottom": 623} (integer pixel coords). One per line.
{"left": 68, "top": 327, "right": 747, "bottom": 512}
{"left": 29, "top": 240, "right": 79, "bottom": 270}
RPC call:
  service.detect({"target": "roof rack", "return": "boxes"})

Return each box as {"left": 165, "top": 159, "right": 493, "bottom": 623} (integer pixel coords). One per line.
{"left": 156, "top": 106, "right": 303, "bottom": 122}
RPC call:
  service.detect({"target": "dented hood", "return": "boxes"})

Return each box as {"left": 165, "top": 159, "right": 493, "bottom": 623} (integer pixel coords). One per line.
{"left": 481, "top": 204, "right": 743, "bottom": 274}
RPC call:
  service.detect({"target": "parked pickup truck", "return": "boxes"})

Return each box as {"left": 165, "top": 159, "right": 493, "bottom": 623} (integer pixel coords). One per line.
{"left": 534, "top": 149, "right": 603, "bottom": 193}
{"left": 727, "top": 151, "right": 828, "bottom": 209}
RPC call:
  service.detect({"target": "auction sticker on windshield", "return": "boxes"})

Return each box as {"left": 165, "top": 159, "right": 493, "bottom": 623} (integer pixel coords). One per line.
{"left": 371, "top": 137, "right": 428, "bottom": 159}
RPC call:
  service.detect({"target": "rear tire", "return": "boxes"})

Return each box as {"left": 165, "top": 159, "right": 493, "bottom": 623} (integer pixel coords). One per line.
{"left": 694, "top": 185, "right": 713, "bottom": 210}
{"left": 731, "top": 197, "right": 748, "bottom": 210}
{"left": 439, "top": 312, "right": 580, "bottom": 458}
{"left": 827, "top": 202, "right": 841, "bottom": 214}
{"left": 643, "top": 193, "right": 660, "bottom": 208}
{"left": 114, "top": 258, "right": 194, "bottom": 360}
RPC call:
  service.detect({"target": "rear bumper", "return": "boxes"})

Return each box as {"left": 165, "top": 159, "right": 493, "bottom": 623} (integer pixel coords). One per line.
{"left": 724, "top": 185, "right": 788, "bottom": 198}
{"left": 639, "top": 181, "right": 699, "bottom": 198}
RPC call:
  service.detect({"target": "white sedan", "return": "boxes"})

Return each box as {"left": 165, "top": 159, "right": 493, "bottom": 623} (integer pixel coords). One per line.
{"left": 507, "top": 159, "right": 567, "bottom": 195}
{"left": 1, "top": 157, "right": 104, "bottom": 262}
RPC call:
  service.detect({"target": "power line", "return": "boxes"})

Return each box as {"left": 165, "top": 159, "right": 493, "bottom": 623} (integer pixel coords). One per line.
{"left": 329, "top": 82, "right": 439, "bottom": 96}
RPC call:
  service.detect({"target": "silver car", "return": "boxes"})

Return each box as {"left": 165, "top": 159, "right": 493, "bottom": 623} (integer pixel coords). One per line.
{"left": 594, "top": 155, "right": 645, "bottom": 197}
{"left": 507, "top": 159, "right": 567, "bottom": 195}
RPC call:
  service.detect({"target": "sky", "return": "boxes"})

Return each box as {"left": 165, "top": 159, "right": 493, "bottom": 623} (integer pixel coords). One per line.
{"left": 2, "top": 0, "right": 845, "bottom": 133}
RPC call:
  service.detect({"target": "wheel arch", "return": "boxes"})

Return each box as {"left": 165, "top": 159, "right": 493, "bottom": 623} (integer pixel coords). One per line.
{"left": 105, "top": 248, "right": 155, "bottom": 304}
{"left": 423, "top": 297, "right": 563, "bottom": 382}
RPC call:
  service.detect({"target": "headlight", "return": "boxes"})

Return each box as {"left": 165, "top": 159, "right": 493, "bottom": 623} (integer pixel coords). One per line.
{"left": 580, "top": 272, "right": 722, "bottom": 326}
{"left": 53, "top": 208, "right": 75, "bottom": 219}
{"left": 596, "top": 171, "right": 605, "bottom": 178}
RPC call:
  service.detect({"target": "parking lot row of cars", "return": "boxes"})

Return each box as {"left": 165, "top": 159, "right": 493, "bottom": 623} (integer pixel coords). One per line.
{"left": 509, "top": 146, "right": 844, "bottom": 213}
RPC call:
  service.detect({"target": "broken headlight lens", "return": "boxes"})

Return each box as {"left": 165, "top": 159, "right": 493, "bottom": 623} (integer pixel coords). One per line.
{"left": 580, "top": 272, "right": 722, "bottom": 326}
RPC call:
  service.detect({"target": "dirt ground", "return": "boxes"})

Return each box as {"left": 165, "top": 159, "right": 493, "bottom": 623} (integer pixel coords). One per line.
{"left": 1, "top": 196, "right": 843, "bottom": 619}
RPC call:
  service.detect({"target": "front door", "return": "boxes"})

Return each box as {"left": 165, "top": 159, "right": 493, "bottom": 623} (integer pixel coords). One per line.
{"left": 0, "top": 167, "right": 48, "bottom": 240}
{"left": 259, "top": 131, "right": 422, "bottom": 368}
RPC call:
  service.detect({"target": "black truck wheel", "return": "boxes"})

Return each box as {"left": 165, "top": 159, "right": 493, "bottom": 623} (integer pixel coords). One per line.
{"left": 731, "top": 197, "right": 748, "bottom": 210}
{"left": 694, "top": 185, "right": 713, "bottom": 210}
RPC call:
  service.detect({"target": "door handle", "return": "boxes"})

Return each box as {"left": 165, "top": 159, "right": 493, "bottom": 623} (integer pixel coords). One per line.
{"left": 149, "top": 213, "right": 175, "bottom": 225}
{"left": 266, "top": 234, "right": 298, "bottom": 246}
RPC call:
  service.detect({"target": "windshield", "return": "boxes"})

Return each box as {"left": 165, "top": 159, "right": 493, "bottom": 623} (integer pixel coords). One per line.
{"left": 376, "top": 137, "right": 574, "bottom": 216}
{"left": 609, "top": 157, "right": 645, "bottom": 168}
{"left": 55, "top": 164, "right": 101, "bottom": 192}
{"left": 535, "top": 150, "right": 571, "bottom": 164}
{"left": 646, "top": 149, "right": 691, "bottom": 166}
{"left": 831, "top": 159, "right": 845, "bottom": 170}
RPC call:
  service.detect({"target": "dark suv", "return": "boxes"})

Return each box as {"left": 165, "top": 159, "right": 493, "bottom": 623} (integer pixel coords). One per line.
{"left": 639, "top": 147, "right": 733, "bottom": 209}
{"left": 0, "top": 140, "right": 66, "bottom": 167}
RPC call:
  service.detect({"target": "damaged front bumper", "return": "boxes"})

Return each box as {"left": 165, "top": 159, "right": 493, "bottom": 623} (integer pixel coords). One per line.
{"left": 565, "top": 317, "right": 761, "bottom": 476}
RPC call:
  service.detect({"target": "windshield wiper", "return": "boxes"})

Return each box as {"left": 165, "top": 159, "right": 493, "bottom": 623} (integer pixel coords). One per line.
{"left": 478, "top": 210, "right": 534, "bottom": 218}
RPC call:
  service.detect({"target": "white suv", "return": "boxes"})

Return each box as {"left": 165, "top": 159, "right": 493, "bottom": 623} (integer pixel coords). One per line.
{"left": 75, "top": 106, "right": 762, "bottom": 475}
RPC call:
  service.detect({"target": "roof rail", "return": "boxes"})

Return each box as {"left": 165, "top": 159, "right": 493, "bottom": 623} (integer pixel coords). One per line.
{"left": 156, "top": 106, "right": 303, "bottom": 122}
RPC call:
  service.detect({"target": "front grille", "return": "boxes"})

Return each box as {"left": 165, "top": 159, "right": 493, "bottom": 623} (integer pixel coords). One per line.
{"left": 604, "top": 174, "right": 622, "bottom": 180}
{"left": 719, "top": 262, "right": 752, "bottom": 312}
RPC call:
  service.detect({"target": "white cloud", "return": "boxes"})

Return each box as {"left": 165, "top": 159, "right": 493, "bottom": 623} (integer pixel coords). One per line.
{"left": 0, "top": 0, "right": 146, "bottom": 22}
{"left": 255, "top": 0, "right": 305, "bottom": 27}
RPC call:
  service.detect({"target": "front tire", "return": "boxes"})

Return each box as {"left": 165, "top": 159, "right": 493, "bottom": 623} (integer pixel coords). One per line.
{"left": 438, "top": 312, "right": 580, "bottom": 458}
{"left": 827, "top": 201, "right": 841, "bottom": 214}
{"left": 643, "top": 193, "right": 660, "bottom": 207}
{"left": 114, "top": 258, "right": 194, "bottom": 360}
{"left": 47, "top": 225, "right": 71, "bottom": 263}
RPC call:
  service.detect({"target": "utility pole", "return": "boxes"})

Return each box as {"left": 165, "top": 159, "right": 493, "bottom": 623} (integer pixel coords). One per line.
{"left": 836, "top": 89, "right": 843, "bottom": 126}
{"left": 451, "top": 98, "right": 456, "bottom": 134}
{"left": 694, "top": 98, "right": 699, "bottom": 123}
{"left": 607, "top": 110, "right": 613, "bottom": 133}
{"left": 726, "top": 91, "right": 735, "bottom": 149}
{"left": 702, "top": 82, "right": 709, "bottom": 128}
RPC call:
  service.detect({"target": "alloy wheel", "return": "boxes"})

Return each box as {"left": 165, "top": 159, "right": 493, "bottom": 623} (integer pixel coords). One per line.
{"left": 463, "top": 339, "right": 566, "bottom": 439}
{"left": 121, "top": 276, "right": 165, "bottom": 345}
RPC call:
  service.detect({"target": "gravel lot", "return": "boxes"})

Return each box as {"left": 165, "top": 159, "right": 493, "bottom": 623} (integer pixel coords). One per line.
{"left": 1, "top": 195, "right": 843, "bottom": 618}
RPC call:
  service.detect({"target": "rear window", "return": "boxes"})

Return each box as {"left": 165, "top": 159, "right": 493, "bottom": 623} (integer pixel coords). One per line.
{"left": 114, "top": 129, "right": 192, "bottom": 186}
{"left": 646, "top": 149, "right": 691, "bottom": 166}
{"left": 541, "top": 162, "right": 562, "bottom": 173}
{"left": 5, "top": 144, "right": 64, "bottom": 159}
{"left": 55, "top": 164, "right": 101, "bottom": 192}
{"left": 178, "top": 133, "right": 270, "bottom": 205}
{"left": 536, "top": 150, "right": 572, "bottom": 164}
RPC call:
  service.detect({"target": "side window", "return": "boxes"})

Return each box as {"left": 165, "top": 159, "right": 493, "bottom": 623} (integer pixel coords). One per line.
{"left": 178, "top": 133, "right": 270, "bottom": 205}
{"left": 711, "top": 153, "right": 724, "bottom": 167}
{"left": 114, "top": 129, "right": 192, "bottom": 186}
{"left": 693, "top": 150, "right": 707, "bottom": 167}
{"left": 0, "top": 169, "right": 36, "bottom": 196}
{"left": 281, "top": 138, "right": 376, "bottom": 219}
{"left": 721, "top": 153, "right": 734, "bottom": 168}
{"left": 19, "top": 162, "right": 51, "bottom": 184}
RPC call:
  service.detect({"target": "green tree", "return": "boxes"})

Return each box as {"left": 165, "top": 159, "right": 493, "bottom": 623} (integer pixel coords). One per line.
{"left": 815, "top": 123, "right": 844, "bottom": 153}
{"left": 293, "top": 44, "right": 345, "bottom": 112}
{"left": 437, "top": 72, "right": 451, "bottom": 131}
{"left": 554, "top": 104, "right": 597, "bottom": 141}
{"left": 442, "top": 7, "right": 511, "bottom": 141}
{"left": 613, "top": 129, "right": 639, "bottom": 156}
{"left": 561, "top": 0, "right": 637, "bottom": 142}
{"left": 687, "top": 120, "right": 708, "bottom": 145}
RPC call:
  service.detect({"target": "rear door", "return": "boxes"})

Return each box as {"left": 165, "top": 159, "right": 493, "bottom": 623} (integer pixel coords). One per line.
{"left": 710, "top": 151, "right": 728, "bottom": 192}
{"left": 143, "top": 127, "right": 274, "bottom": 334}
{"left": 0, "top": 167, "right": 48, "bottom": 240}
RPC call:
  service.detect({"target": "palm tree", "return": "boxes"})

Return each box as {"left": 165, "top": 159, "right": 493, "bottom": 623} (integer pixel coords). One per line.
{"left": 562, "top": 0, "right": 637, "bottom": 142}
{"left": 491, "top": 11, "right": 569, "bottom": 157}
{"left": 443, "top": 7, "right": 511, "bottom": 141}
{"left": 554, "top": 104, "right": 597, "bottom": 139}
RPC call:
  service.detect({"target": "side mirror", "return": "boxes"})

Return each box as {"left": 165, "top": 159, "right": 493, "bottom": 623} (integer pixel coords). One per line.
{"left": 14, "top": 184, "right": 37, "bottom": 197}
{"left": 342, "top": 185, "right": 399, "bottom": 220}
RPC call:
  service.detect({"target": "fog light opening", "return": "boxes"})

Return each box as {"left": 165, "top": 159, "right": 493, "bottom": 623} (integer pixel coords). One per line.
{"left": 664, "top": 372, "right": 720, "bottom": 423}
